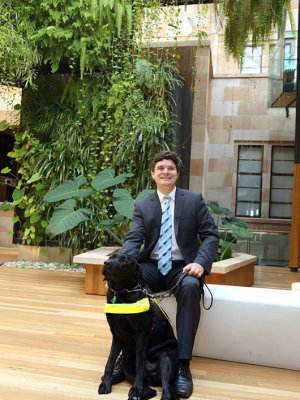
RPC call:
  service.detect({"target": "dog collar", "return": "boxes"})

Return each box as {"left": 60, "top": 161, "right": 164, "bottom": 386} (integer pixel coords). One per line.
{"left": 104, "top": 297, "right": 150, "bottom": 314}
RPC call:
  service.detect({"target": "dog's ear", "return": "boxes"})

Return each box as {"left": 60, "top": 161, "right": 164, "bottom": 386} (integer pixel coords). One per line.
{"left": 102, "top": 262, "right": 110, "bottom": 280}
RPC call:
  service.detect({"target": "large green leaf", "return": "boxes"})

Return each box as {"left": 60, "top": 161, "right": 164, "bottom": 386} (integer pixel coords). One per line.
{"left": 113, "top": 188, "right": 134, "bottom": 219}
{"left": 46, "top": 199, "right": 94, "bottom": 236}
{"left": 229, "top": 224, "right": 254, "bottom": 239}
{"left": 113, "top": 188, "right": 154, "bottom": 219}
{"left": 136, "top": 189, "right": 154, "bottom": 200}
{"left": 43, "top": 176, "right": 94, "bottom": 202}
{"left": 12, "top": 188, "right": 25, "bottom": 205}
{"left": 91, "top": 169, "right": 133, "bottom": 191}
{"left": 208, "top": 202, "right": 231, "bottom": 216}
{"left": 27, "top": 172, "right": 42, "bottom": 184}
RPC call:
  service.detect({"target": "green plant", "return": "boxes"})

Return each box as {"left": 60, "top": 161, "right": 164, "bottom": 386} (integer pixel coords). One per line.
{"left": 42, "top": 168, "right": 153, "bottom": 250}
{"left": 215, "top": 0, "right": 294, "bottom": 63}
{"left": 0, "top": 1, "right": 40, "bottom": 87}
{"left": 1, "top": 0, "right": 292, "bottom": 250}
{"left": 208, "top": 202, "right": 253, "bottom": 261}
{"left": 0, "top": 0, "right": 182, "bottom": 248}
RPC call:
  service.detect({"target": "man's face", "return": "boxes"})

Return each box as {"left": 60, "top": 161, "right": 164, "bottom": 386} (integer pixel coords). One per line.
{"left": 151, "top": 159, "right": 179, "bottom": 193}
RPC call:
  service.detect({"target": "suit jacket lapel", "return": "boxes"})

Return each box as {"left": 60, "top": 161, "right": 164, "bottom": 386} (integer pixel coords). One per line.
{"left": 150, "top": 191, "right": 162, "bottom": 223}
{"left": 174, "top": 188, "right": 185, "bottom": 237}
{"left": 148, "top": 192, "right": 161, "bottom": 248}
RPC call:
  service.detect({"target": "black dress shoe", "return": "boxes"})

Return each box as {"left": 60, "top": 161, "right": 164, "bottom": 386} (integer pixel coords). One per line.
{"left": 175, "top": 363, "right": 193, "bottom": 398}
{"left": 111, "top": 354, "right": 126, "bottom": 384}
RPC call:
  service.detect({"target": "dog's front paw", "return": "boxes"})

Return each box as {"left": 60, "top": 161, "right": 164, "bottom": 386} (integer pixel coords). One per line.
{"left": 128, "top": 386, "right": 156, "bottom": 400}
{"left": 142, "top": 386, "right": 157, "bottom": 399}
{"left": 128, "top": 386, "right": 143, "bottom": 400}
{"left": 98, "top": 380, "right": 112, "bottom": 395}
{"left": 160, "top": 388, "right": 172, "bottom": 400}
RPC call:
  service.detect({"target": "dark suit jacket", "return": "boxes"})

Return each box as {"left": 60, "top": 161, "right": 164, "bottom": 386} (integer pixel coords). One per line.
{"left": 122, "top": 188, "right": 219, "bottom": 275}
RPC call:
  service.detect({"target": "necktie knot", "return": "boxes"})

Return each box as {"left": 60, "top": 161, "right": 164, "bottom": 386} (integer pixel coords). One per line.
{"left": 162, "top": 196, "right": 170, "bottom": 206}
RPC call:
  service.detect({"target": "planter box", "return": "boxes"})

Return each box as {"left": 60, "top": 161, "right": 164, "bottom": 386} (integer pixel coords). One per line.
{"left": 73, "top": 248, "right": 256, "bottom": 296}
{"left": 17, "top": 244, "right": 72, "bottom": 264}
{"left": 206, "top": 252, "right": 256, "bottom": 286}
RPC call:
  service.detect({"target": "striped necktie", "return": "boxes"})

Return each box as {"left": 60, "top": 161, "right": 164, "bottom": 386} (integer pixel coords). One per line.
{"left": 158, "top": 196, "right": 172, "bottom": 275}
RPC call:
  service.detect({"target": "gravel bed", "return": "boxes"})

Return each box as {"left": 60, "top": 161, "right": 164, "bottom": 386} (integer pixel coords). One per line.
{"left": 1, "top": 260, "right": 85, "bottom": 272}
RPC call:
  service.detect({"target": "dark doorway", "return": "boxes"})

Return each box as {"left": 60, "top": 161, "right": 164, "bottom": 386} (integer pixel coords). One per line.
{"left": 173, "top": 82, "right": 193, "bottom": 189}
{"left": 0, "top": 132, "right": 16, "bottom": 202}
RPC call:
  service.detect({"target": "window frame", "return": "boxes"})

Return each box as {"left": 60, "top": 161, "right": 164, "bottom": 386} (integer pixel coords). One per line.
{"left": 234, "top": 142, "right": 294, "bottom": 220}
{"left": 235, "top": 144, "right": 263, "bottom": 218}
{"left": 269, "top": 145, "right": 294, "bottom": 219}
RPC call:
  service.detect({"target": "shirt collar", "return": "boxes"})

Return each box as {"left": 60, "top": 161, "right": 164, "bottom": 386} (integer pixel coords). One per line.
{"left": 157, "top": 187, "right": 176, "bottom": 203}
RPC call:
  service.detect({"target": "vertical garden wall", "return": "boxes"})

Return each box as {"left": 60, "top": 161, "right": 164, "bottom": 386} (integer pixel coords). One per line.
{"left": 0, "top": 0, "right": 183, "bottom": 250}
{"left": 0, "top": 0, "right": 293, "bottom": 251}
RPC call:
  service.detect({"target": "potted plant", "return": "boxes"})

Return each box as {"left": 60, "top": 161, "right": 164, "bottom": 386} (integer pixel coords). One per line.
{"left": 43, "top": 169, "right": 153, "bottom": 249}
{"left": 208, "top": 202, "right": 254, "bottom": 261}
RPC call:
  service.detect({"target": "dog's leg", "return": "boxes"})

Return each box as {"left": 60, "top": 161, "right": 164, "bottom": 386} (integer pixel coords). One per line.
{"left": 159, "top": 352, "right": 177, "bottom": 400}
{"left": 128, "top": 332, "right": 149, "bottom": 400}
{"left": 98, "top": 337, "right": 122, "bottom": 395}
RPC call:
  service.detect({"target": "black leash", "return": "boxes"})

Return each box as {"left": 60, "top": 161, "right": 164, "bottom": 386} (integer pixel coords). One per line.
{"left": 200, "top": 278, "right": 213, "bottom": 310}
{"left": 108, "top": 273, "right": 213, "bottom": 310}
{"left": 153, "top": 273, "right": 214, "bottom": 311}
{"left": 152, "top": 273, "right": 186, "bottom": 300}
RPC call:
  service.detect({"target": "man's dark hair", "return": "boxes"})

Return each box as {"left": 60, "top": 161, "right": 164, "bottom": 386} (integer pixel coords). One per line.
{"left": 151, "top": 150, "right": 182, "bottom": 172}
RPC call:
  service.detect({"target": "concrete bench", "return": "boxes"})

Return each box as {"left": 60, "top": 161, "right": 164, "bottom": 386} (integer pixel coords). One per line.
{"left": 73, "top": 248, "right": 300, "bottom": 370}
{"left": 158, "top": 285, "right": 300, "bottom": 371}
{"left": 73, "top": 247, "right": 256, "bottom": 295}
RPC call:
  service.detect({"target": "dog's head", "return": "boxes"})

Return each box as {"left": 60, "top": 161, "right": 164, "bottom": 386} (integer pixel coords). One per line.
{"left": 103, "top": 252, "right": 140, "bottom": 291}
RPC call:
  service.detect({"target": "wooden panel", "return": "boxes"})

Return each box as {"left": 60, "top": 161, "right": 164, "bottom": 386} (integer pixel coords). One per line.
{"left": 289, "top": 164, "right": 300, "bottom": 271}
{"left": 206, "top": 263, "right": 255, "bottom": 286}
{"left": 84, "top": 264, "right": 106, "bottom": 295}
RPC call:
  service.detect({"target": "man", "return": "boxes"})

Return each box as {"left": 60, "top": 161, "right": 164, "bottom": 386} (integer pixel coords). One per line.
{"left": 122, "top": 150, "right": 219, "bottom": 398}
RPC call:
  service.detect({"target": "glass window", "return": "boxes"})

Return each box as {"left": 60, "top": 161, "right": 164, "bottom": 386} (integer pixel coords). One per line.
{"left": 241, "top": 46, "right": 262, "bottom": 74}
{"left": 270, "top": 146, "right": 294, "bottom": 218}
{"left": 236, "top": 145, "right": 263, "bottom": 217}
{"left": 284, "top": 38, "right": 297, "bottom": 71}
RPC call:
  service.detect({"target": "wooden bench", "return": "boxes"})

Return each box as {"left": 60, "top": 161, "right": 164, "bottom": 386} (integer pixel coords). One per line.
{"left": 73, "top": 247, "right": 256, "bottom": 295}
{"left": 73, "top": 247, "right": 119, "bottom": 295}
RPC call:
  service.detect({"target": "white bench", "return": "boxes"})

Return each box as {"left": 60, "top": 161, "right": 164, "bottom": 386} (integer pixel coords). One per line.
{"left": 158, "top": 285, "right": 300, "bottom": 371}
{"left": 74, "top": 248, "right": 300, "bottom": 370}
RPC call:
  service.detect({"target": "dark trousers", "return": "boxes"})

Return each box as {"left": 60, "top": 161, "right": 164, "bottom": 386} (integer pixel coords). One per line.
{"left": 139, "top": 260, "right": 202, "bottom": 360}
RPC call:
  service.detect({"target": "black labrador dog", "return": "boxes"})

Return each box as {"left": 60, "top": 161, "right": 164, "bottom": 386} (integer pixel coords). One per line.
{"left": 98, "top": 252, "right": 178, "bottom": 400}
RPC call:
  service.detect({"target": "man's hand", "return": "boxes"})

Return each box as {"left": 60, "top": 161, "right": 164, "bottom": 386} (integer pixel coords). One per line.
{"left": 183, "top": 262, "right": 205, "bottom": 278}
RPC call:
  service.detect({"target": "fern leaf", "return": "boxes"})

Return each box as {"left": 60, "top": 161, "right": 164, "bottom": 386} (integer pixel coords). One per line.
{"left": 116, "top": 1, "right": 124, "bottom": 37}
{"left": 80, "top": 38, "right": 87, "bottom": 79}
{"left": 125, "top": 2, "right": 132, "bottom": 36}
{"left": 91, "top": 0, "right": 98, "bottom": 19}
